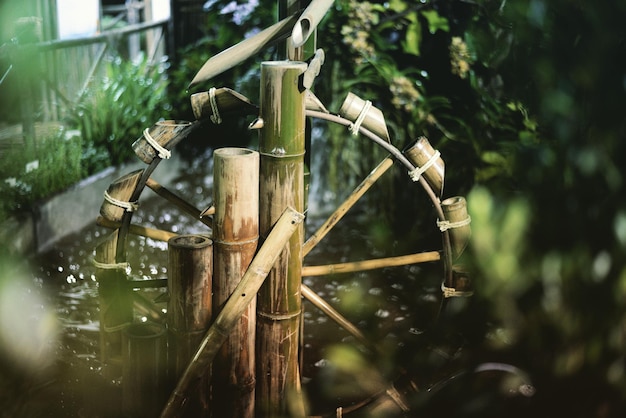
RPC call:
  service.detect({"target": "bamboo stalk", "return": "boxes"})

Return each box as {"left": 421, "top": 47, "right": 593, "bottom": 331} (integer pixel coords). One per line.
{"left": 212, "top": 148, "right": 259, "bottom": 418}
{"left": 167, "top": 234, "right": 214, "bottom": 416}
{"left": 303, "top": 157, "right": 394, "bottom": 257}
{"left": 145, "top": 177, "right": 213, "bottom": 228}
{"left": 291, "top": 0, "right": 335, "bottom": 48}
{"left": 188, "top": 13, "right": 301, "bottom": 88}
{"left": 257, "top": 60, "right": 308, "bottom": 417}
{"left": 96, "top": 215, "right": 178, "bottom": 242}
{"left": 339, "top": 92, "right": 390, "bottom": 143}
{"left": 160, "top": 207, "right": 305, "bottom": 418}
{"left": 403, "top": 136, "right": 445, "bottom": 198}
{"left": 440, "top": 196, "right": 471, "bottom": 260}
{"left": 302, "top": 251, "right": 441, "bottom": 277}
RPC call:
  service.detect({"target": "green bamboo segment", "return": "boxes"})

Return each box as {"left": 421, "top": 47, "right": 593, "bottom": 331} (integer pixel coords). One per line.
{"left": 403, "top": 136, "right": 445, "bottom": 198}
{"left": 94, "top": 230, "right": 133, "bottom": 378}
{"left": 257, "top": 60, "right": 308, "bottom": 418}
{"left": 440, "top": 196, "right": 471, "bottom": 260}
{"left": 339, "top": 92, "right": 391, "bottom": 143}
{"left": 100, "top": 169, "right": 143, "bottom": 223}
{"left": 145, "top": 177, "right": 213, "bottom": 229}
{"left": 212, "top": 148, "right": 259, "bottom": 418}
{"left": 160, "top": 207, "right": 305, "bottom": 418}
{"left": 190, "top": 87, "right": 258, "bottom": 121}
{"left": 96, "top": 215, "right": 178, "bottom": 242}
{"left": 302, "top": 251, "right": 441, "bottom": 277}
{"left": 132, "top": 120, "right": 194, "bottom": 164}
{"left": 303, "top": 157, "right": 394, "bottom": 257}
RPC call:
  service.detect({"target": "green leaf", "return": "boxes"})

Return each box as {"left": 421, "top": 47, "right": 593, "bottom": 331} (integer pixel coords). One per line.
{"left": 420, "top": 10, "right": 449, "bottom": 34}
{"left": 402, "top": 12, "right": 421, "bottom": 56}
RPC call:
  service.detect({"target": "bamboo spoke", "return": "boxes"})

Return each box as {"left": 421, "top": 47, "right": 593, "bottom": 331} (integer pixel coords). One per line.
{"left": 302, "top": 251, "right": 441, "bottom": 277}
{"left": 96, "top": 216, "right": 178, "bottom": 242}
{"left": 145, "top": 178, "right": 213, "bottom": 228}
{"left": 303, "top": 157, "right": 394, "bottom": 257}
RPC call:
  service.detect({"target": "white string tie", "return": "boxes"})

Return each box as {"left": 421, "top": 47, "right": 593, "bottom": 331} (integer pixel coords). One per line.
{"left": 143, "top": 128, "right": 171, "bottom": 159}
{"left": 103, "top": 190, "right": 138, "bottom": 212}
{"left": 209, "top": 87, "right": 222, "bottom": 124}
{"left": 441, "top": 283, "right": 474, "bottom": 298}
{"left": 92, "top": 258, "right": 131, "bottom": 274}
{"left": 349, "top": 100, "right": 371, "bottom": 136}
{"left": 437, "top": 215, "right": 472, "bottom": 232}
{"left": 408, "top": 150, "right": 440, "bottom": 182}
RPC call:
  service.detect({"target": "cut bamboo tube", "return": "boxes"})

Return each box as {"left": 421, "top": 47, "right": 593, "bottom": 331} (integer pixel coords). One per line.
{"left": 339, "top": 92, "right": 391, "bottom": 143}
{"left": 94, "top": 231, "right": 133, "bottom": 378}
{"left": 160, "top": 207, "right": 305, "bottom": 418}
{"left": 190, "top": 87, "right": 258, "bottom": 121}
{"left": 145, "top": 177, "right": 213, "bottom": 229}
{"left": 100, "top": 169, "right": 143, "bottom": 223}
{"left": 212, "top": 147, "right": 259, "bottom": 418}
{"left": 96, "top": 215, "right": 178, "bottom": 242}
{"left": 302, "top": 251, "right": 441, "bottom": 277}
{"left": 167, "top": 234, "right": 214, "bottom": 416}
{"left": 440, "top": 196, "right": 471, "bottom": 260}
{"left": 303, "top": 157, "right": 394, "bottom": 257}
{"left": 188, "top": 13, "right": 300, "bottom": 88}
{"left": 257, "top": 60, "right": 308, "bottom": 417}
{"left": 132, "top": 120, "right": 194, "bottom": 164}
{"left": 403, "top": 136, "right": 445, "bottom": 197}
{"left": 291, "top": 0, "right": 334, "bottom": 48}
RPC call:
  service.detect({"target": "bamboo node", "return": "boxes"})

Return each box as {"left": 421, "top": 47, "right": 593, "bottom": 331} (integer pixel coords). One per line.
{"left": 408, "top": 150, "right": 441, "bottom": 182}
{"left": 349, "top": 100, "right": 372, "bottom": 136}
{"left": 257, "top": 310, "right": 301, "bottom": 321}
{"left": 209, "top": 87, "right": 222, "bottom": 124}
{"left": 441, "top": 283, "right": 474, "bottom": 298}
{"left": 103, "top": 190, "right": 139, "bottom": 212}
{"left": 436, "top": 215, "right": 472, "bottom": 232}
{"left": 143, "top": 127, "right": 171, "bottom": 159}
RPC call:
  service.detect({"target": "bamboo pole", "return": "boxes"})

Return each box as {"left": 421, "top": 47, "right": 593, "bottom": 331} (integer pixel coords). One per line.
{"left": 403, "top": 136, "right": 445, "bottom": 198}
{"left": 291, "top": 0, "right": 334, "bottom": 48}
{"left": 211, "top": 148, "right": 260, "bottom": 418}
{"left": 190, "top": 87, "right": 258, "bottom": 121}
{"left": 257, "top": 60, "right": 308, "bottom": 417}
{"left": 132, "top": 120, "right": 194, "bottom": 164}
{"left": 302, "top": 251, "right": 441, "bottom": 277}
{"left": 440, "top": 196, "right": 471, "bottom": 260}
{"left": 94, "top": 231, "right": 133, "bottom": 378}
{"left": 96, "top": 215, "right": 178, "bottom": 242}
{"left": 303, "top": 157, "right": 394, "bottom": 257}
{"left": 167, "top": 234, "right": 214, "bottom": 416}
{"left": 100, "top": 169, "right": 143, "bottom": 223}
{"left": 145, "top": 178, "right": 213, "bottom": 228}
{"left": 160, "top": 207, "right": 305, "bottom": 418}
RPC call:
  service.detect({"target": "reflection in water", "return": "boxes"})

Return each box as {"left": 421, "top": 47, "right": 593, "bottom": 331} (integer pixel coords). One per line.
{"left": 0, "top": 149, "right": 443, "bottom": 416}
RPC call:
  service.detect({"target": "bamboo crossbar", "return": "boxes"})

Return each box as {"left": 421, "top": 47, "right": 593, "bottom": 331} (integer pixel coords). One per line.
{"left": 302, "top": 251, "right": 441, "bottom": 277}
{"left": 96, "top": 216, "right": 178, "bottom": 242}
{"left": 303, "top": 157, "right": 394, "bottom": 257}
{"left": 145, "top": 178, "right": 213, "bottom": 228}
{"left": 160, "top": 207, "right": 305, "bottom": 418}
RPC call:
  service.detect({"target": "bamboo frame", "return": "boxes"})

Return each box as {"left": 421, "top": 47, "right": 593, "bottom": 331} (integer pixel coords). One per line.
{"left": 145, "top": 178, "right": 213, "bottom": 228}
{"left": 302, "top": 251, "right": 441, "bottom": 277}
{"left": 96, "top": 216, "right": 178, "bottom": 242}
{"left": 160, "top": 207, "right": 305, "bottom": 418}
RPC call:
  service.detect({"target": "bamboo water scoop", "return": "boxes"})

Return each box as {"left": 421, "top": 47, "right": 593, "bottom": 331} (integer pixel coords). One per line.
{"left": 100, "top": 169, "right": 143, "bottom": 223}
{"left": 132, "top": 120, "right": 194, "bottom": 164}
{"left": 160, "top": 207, "right": 305, "bottom": 418}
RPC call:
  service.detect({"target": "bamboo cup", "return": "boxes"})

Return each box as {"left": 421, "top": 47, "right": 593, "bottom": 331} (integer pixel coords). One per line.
{"left": 99, "top": 169, "right": 143, "bottom": 224}
{"left": 403, "top": 136, "right": 445, "bottom": 197}
{"left": 440, "top": 196, "right": 471, "bottom": 259}
{"left": 339, "top": 92, "right": 391, "bottom": 143}
{"left": 132, "top": 120, "right": 193, "bottom": 164}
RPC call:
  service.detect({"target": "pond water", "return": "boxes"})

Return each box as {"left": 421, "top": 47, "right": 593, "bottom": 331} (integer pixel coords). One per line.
{"left": 0, "top": 146, "right": 448, "bottom": 417}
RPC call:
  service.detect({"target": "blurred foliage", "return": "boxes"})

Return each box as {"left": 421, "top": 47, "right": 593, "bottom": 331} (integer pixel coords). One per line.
{"left": 0, "top": 129, "right": 83, "bottom": 218}
{"left": 67, "top": 54, "right": 170, "bottom": 174}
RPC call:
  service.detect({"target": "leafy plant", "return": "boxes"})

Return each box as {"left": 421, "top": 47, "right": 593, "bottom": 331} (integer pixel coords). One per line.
{"left": 68, "top": 54, "right": 170, "bottom": 174}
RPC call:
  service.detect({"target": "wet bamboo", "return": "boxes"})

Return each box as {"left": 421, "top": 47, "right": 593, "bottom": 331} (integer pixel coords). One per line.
{"left": 132, "top": 120, "right": 195, "bottom": 164}
{"left": 257, "top": 60, "right": 308, "bottom": 417}
{"left": 168, "top": 234, "right": 214, "bottom": 415}
{"left": 145, "top": 177, "right": 213, "bottom": 228}
{"left": 303, "top": 157, "right": 393, "bottom": 257}
{"left": 211, "top": 148, "right": 259, "bottom": 418}
{"left": 94, "top": 230, "right": 133, "bottom": 378}
{"left": 160, "top": 207, "right": 305, "bottom": 418}
{"left": 100, "top": 169, "right": 143, "bottom": 223}
{"left": 96, "top": 215, "right": 178, "bottom": 242}
{"left": 302, "top": 251, "right": 441, "bottom": 277}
